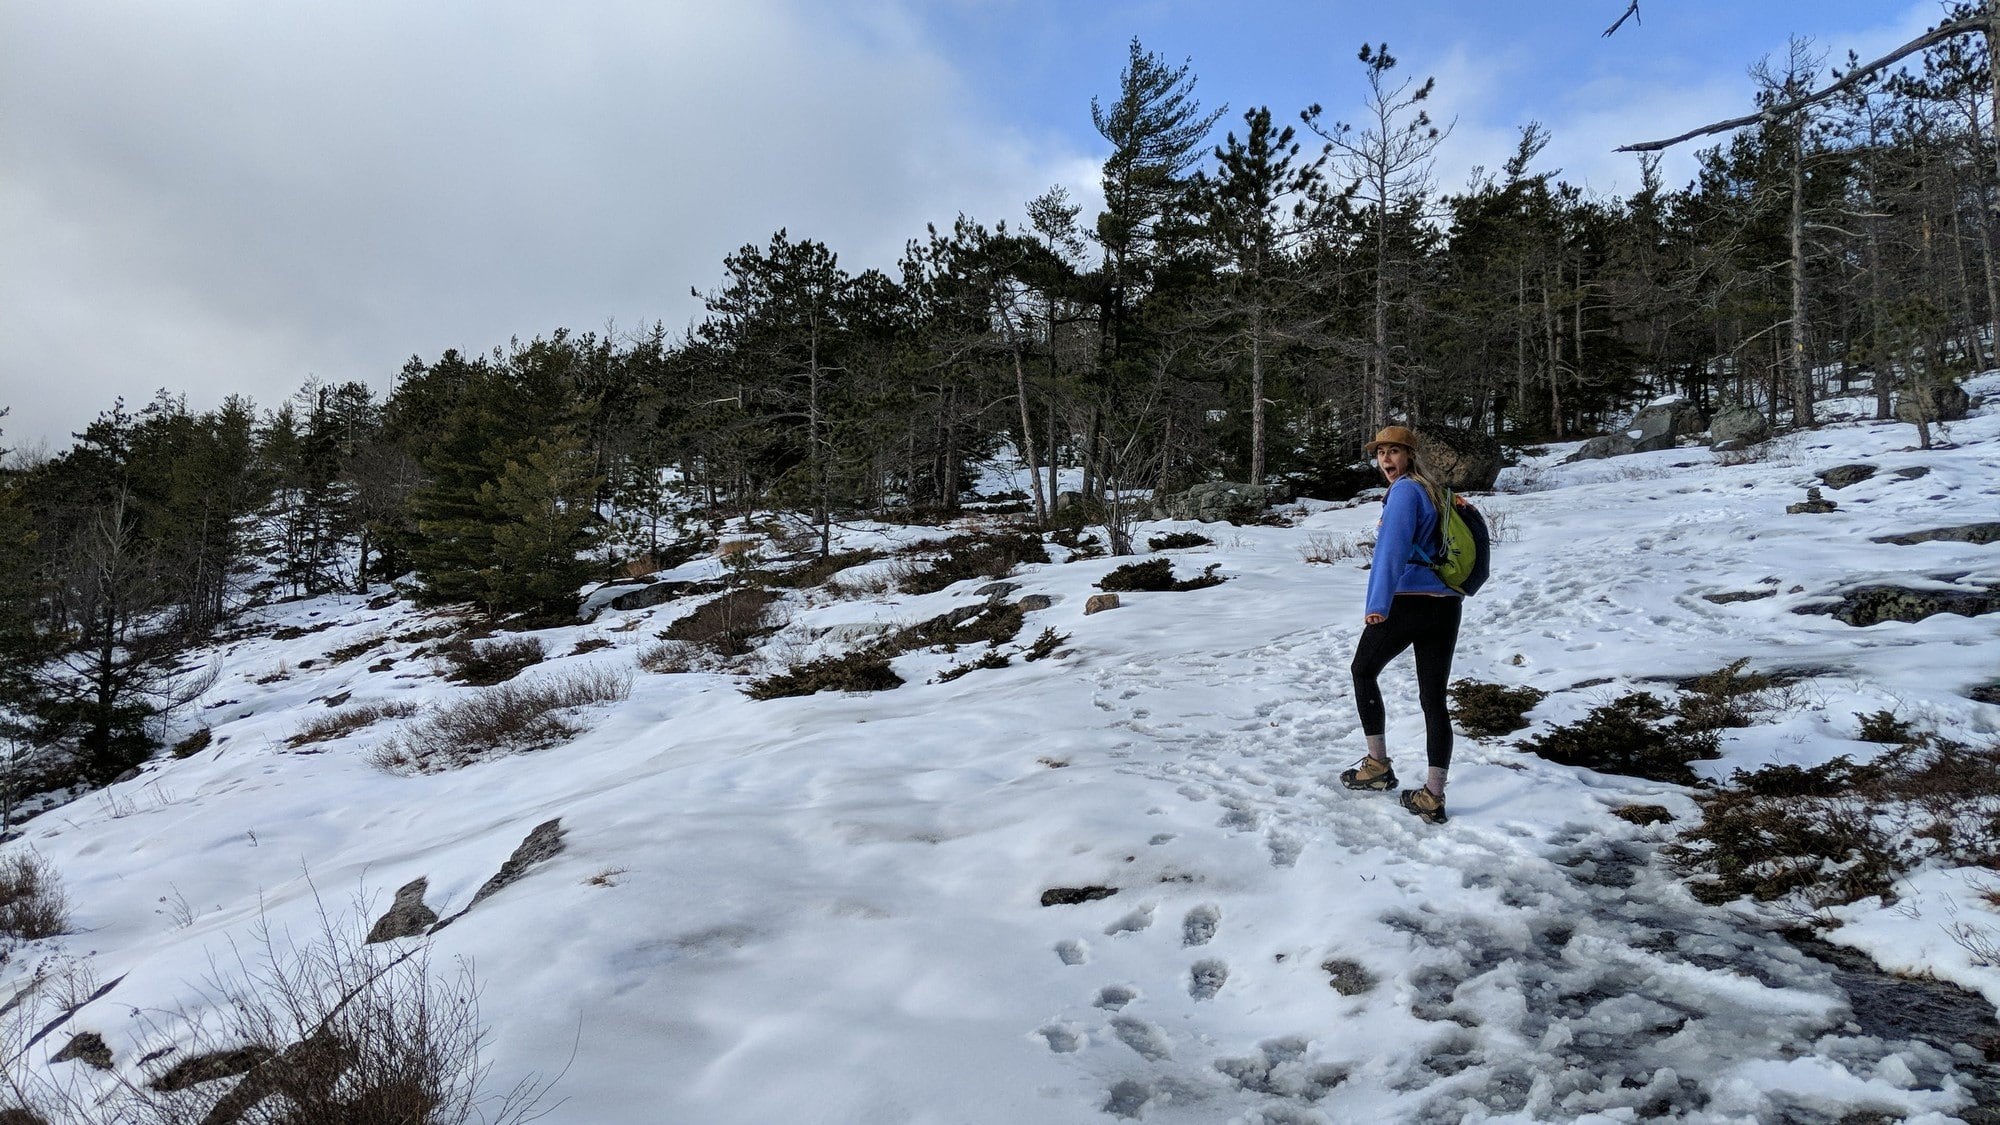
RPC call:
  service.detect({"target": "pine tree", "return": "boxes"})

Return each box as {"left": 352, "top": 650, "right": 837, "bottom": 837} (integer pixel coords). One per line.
{"left": 477, "top": 435, "right": 603, "bottom": 619}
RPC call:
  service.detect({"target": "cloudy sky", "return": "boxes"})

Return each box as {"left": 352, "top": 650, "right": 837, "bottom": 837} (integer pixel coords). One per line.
{"left": 0, "top": 0, "right": 1939, "bottom": 451}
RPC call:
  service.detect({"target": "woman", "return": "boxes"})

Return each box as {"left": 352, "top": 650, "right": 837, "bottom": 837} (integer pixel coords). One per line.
{"left": 1339, "top": 425, "right": 1462, "bottom": 824}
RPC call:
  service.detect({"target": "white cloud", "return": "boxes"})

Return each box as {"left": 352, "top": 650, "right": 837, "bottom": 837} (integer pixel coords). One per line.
{"left": 0, "top": 0, "right": 1093, "bottom": 446}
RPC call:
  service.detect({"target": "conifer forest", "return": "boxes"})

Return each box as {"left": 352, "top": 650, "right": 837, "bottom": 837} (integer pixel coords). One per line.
{"left": 2, "top": 10, "right": 1995, "bottom": 788}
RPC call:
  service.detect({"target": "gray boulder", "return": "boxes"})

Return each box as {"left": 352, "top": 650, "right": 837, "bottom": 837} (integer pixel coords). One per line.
{"left": 1152, "top": 482, "right": 1279, "bottom": 523}
{"left": 1629, "top": 400, "right": 1706, "bottom": 452}
{"left": 366, "top": 877, "right": 438, "bottom": 944}
{"left": 1895, "top": 383, "right": 1971, "bottom": 424}
{"left": 1566, "top": 432, "right": 1638, "bottom": 462}
{"left": 431, "top": 819, "right": 567, "bottom": 933}
{"left": 1817, "top": 464, "right": 1876, "bottom": 490}
{"left": 1709, "top": 405, "right": 1770, "bottom": 449}
{"left": 1420, "top": 424, "right": 1502, "bottom": 490}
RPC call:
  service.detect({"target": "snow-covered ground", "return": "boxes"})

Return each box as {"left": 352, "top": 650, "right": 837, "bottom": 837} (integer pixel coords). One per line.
{"left": 8, "top": 378, "right": 2000, "bottom": 1123}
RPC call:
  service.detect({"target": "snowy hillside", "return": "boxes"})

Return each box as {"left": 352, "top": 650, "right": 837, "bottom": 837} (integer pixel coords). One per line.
{"left": 7, "top": 377, "right": 2000, "bottom": 1123}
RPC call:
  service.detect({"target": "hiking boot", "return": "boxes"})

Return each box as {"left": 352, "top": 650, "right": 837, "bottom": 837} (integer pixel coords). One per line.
{"left": 1400, "top": 787, "right": 1448, "bottom": 824}
{"left": 1340, "top": 756, "right": 1397, "bottom": 791}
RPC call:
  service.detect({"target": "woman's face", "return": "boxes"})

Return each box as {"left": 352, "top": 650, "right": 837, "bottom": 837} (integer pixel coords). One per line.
{"left": 1376, "top": 444, "right": 1411, "bottom": 483}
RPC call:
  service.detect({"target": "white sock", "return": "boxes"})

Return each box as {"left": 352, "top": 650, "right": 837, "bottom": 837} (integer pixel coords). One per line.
{"left": 1427, "top": 767, "right": 1447, "bottom": 796}
{"left": 1366, "top": 735, "right": 1387, "bottom": 761}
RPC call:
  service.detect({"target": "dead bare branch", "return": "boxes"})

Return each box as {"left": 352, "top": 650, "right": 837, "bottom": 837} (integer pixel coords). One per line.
{"left": 1618, "top": 13, "right": 1984, "bottom": 152}
{"left": 1603, "top": 1, "right": 1640, "bottom": 38}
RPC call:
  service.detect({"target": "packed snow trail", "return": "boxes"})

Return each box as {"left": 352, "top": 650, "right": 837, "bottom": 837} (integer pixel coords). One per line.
{"left": 1028, "top": 627, "right": 1982, "bottom": 1122}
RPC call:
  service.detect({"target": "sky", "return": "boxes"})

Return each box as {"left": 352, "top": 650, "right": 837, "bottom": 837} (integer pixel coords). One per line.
{"left": 0, "top": 0, "right": 1944, "bottom": 452}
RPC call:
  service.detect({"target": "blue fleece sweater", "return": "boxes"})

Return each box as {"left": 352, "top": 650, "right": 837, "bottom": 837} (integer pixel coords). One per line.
{"left": 1365, "top": 478, "right": 1457, "bottom": 618}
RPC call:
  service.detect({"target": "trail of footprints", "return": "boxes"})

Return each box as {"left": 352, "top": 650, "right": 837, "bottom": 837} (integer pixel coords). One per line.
{"left": 1052, "top": 646, "right": 1979, "bottom": 1121}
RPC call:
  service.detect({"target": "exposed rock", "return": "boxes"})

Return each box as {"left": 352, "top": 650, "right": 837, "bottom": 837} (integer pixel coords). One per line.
{"left": 366, "top": 877, "right": 438, "bottom": 944}
{"left": 1152, "top": 481, "right": 1280, "bottom": 523}
{"left": 1629, "top": 400, "right": 1705, "bottom": 452}
{"left": 1084, "top": 593, "right": 1120, "bottom": 615}
{"left": 151, "top": 1046, "right": 273, "bottom": 1091}
{"left": 1419, "top": 424, "right": 1503, "bottom": 490}
{"left": 1871, "top": 522, "right": 2000, "bottom": 546}
{"left": 51, "top": 1031, "right": 112, "bottom": 1070}
{"left": 1055, "top": 490, "right": 1086, "bottom": 512}
{"left": 1709, "top": 404, "right": 1771, "bottom": 448}
{"left": 1017, "top": 594, "right": 1056, "bottom": 612}
{"left": 1703, "top": 589, "right": 1777, "bottom": 605}
{"left": 1797, "top": 583, "right": 2000, "bottom": 626}
{"left": 1321, "top": 957, "right": 1376, "bottom": 996}
{"left": 1895, "top": 383, "right": 1971, "bottom": 423}
{"left": 1041, "top": 886, "right": 1117, "bottom": 906}
{"left": 1817, "top": 464, "right": 1877, "bottom": 490}
{"left": 974, "top": 581, "right": 1021, "bottom": 600}
{"left": 1565, "top": 432, "right": 1638, "bottom": 462}
{"left": 1785, "top": 487, "right": 1838, "bottom": 514}
{"left": 1612, "top": 805, "right": 1675, "bottom": 826}
{"left": 432, "top": 819, "right": 567, "bottom": 932}
{"left": 1970, "top": 684, "right": 2000, "bottom": 706}
{"left": 1892, "top": 466, "right": 1931, "bottom": 480}
{"left": 608, "top": 579, "right": 724, "bottom": 612}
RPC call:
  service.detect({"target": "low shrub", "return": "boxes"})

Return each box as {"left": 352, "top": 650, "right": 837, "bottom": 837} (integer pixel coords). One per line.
{"left": 326, "top": 634, "right": 388, "bottom": 664}
{"left": 0, "top": 851, "right": 68, "bottom": 940}
{"left": 894, "top": 532, "right": 1049, "bottom": 595}
{"left": 1669, "top": 737, "right": 2000, "bottom": 911}
{"left": 745, "top": 651, "right": 903, "bottom": 700}
{"left": 935, "top": 650, "right": 1010, "bottom": 683}
{"left": 373, "top": 668, "right": 630, "bottom": 773}
{"left": 1857, "top": 709, "right": 1915, "bottom": 744}
{"left": 764, "top": 549, "right": 884, "bottom": 590}
{"left": 1023, "top": 628, "right": 1068, "bottom": 662}
{"left": 435, "top": 636, "right": 545, "bottom": 687}
{"left": 170, "top": 727, "right": 214, "bottom": 759}
{"left": 636, "top": 640, "right": 697, "bottom": 674}
{"left": 893, "top": 603, "right": 1026, "bottom": 652}
{"left": 1096, "top": 559, "right": 1227, "bottom": 593}
{"left": 289, "top": 701, "right": 422, "bottom": 748}
{"left": 1448, "top": 680, "right": 1547, "bottom": 737}
{"left": 1299, "top": 532, "right": 1361, "bottom": 565}
{"left": 1147, "top": 531, "right": 1212, "bottom": 551}
{"left": 1517, "top": 692, "right": 1719, "bottom": 784}
{"left": 660, "top": 588, "right": 780, "bottom": 658}
{"left": 1673, "top": 658, "right": 1775, "bottom": 732}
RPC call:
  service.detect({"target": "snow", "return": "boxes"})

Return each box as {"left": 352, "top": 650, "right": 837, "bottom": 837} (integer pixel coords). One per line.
{"left": 8, "top": 378, "right": 2000, "bottom": 1122}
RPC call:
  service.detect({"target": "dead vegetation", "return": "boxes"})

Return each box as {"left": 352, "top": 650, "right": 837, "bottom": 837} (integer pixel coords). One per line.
{"left": 1669, "top": 734, "right": 2000, "bottom": 914}
{"left": 287, "top": 701, "right": 422, "bottom": 748}
{"left": 371, "top": 668, "right": 631, "bottom": 773}
{"left": 0, "top": 851, "right": 69, "bottom": 941}
{"left": 434, "top": 636, "right": 545, "bottom": 687}
{"left": 1094, "top": 559, "right": 1225, "bottom": 593}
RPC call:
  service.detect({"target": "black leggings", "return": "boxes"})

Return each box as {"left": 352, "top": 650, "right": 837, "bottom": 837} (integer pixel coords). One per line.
{"left": 1351, "top": 594, "right": 1463, "bottom": 770}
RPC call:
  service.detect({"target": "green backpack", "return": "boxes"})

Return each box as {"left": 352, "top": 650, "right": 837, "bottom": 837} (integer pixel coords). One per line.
{"left": 1410, "top": 487, "right": 1490, "bottom": 596}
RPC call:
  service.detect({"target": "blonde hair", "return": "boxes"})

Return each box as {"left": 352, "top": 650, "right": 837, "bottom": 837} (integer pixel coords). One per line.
{"left": 1382, "top": 440, "right": 1448, "bottom": 513}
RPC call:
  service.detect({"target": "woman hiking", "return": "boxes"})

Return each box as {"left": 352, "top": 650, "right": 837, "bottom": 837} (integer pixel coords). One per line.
{"left": 1339, "top": 426, "right": 1465, "bottom": 824}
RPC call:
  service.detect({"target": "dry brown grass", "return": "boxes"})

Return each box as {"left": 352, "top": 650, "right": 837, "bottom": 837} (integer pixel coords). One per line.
{"left": 288, "top": 701, "right": 422, "bottom": 748}
{"left": 0, "top": 851, "right": 68, "bottom": 941}
{"left": 371, "top": 668, "right": 631, "bottom": 773}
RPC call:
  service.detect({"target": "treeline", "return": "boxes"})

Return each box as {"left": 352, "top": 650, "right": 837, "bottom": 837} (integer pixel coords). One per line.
{"left": 0, "top": 26, "right": 1992, "bottom": 783}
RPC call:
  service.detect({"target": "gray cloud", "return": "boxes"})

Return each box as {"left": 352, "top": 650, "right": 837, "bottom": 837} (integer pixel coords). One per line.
{"left": 0, "top": 0, "right": 1090, "bottom": 448}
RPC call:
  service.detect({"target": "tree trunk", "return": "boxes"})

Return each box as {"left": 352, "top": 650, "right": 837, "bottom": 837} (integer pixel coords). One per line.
{"left": 1012, "top": 349, "right": 1048, "bottom": 524}
{"left": 1789, "top": 132, "right": 1816, "bottom": 428}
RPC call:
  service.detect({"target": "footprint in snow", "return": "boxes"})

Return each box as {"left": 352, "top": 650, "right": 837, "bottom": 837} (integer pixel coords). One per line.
{"left": 1188, "top": 959, "right": 1228, "bottom": 1001}
{"left": 1103, "top": 904, "right": 1155, "bottom": 936}
{"left": 1109, "top": 1016, "right": 1172, "bottom": 1061}
{"left": 1037, "top": 1024, "right": 1081, "bottom": 1053}
{"left": 1054, "top": 938, "right": 1089, "bottom": 966}
{"left": 1094, "top": 984, "right": 1138, "bottom": 1011}
{"left": 1181, "top": 904, "right": 1220, "bottom": 947}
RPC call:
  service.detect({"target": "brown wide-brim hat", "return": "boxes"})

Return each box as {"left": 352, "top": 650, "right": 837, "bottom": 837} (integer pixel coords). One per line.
{"left": 1363, "top": 425, "right": 1420, "bottom": 457}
